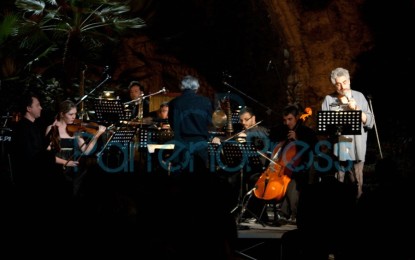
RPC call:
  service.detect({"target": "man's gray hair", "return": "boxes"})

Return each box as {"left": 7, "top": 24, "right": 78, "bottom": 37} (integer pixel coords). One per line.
{"left": 330, "top": 67, "right": 350, "bottom": 85}
{"left": 180, "top": 75, "right": 200, "bottom": 91}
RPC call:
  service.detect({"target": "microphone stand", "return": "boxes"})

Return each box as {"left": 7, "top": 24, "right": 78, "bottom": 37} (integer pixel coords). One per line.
{"left": 223, "top": 81, "right": 276, "bottom": 115}
{"left": 124, "top": 87, "right": 167, "bottom": 105}
{"left": 234, "top": 186, "right": 266, "bottom": 228}
{"left": 123, "top": 88, "right": 167, "bottom": 127}
{"left": 75, "top": 73, "right": 111, "bottom": 107}
{"left": 367, "top": 95, "right": 383, "bottom": 159}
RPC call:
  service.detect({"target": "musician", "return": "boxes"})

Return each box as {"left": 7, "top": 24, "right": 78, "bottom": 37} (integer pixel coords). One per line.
{"left": 211, "top": 106, "right": 270, "bottom": 155}
{"left": 237, "top": 106, "right": 270, "bottom": 150}
{"left": 45, "top": 100, "right": 106, "bottom": 197}
{"left": 11, "top": 92, "right": 55, "bottom": 194}
{"left": 148, "top": 102, "right": 170, "bottom": 129}
{"left": 321, "top": 67, "right": 374, "bottom": 198}
{"left": 212, "top": 106, "right": 271, "bottom": 222}
{"left": 271, "top": 104, "right": 318, "bottom": 226}
{"left": 127, "top": 80, "right": 150, "bottom": 120}
{"left": 9, "top": 93, "right": 64, "bottom": 230}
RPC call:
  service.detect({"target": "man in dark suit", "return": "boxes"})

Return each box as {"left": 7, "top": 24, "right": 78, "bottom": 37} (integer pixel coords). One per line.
{"left": 168, "top": 75, "right": 213, "bottom": 173}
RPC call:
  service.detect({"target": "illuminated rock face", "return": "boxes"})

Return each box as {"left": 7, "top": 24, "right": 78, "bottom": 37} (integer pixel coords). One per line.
{"left": 114, "top": 0, "right": 374, "bottom": 127}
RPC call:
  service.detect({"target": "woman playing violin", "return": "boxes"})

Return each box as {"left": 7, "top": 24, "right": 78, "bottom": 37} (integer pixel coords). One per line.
{"left": 45, "top": 100, "right": 106, "bottom": 197}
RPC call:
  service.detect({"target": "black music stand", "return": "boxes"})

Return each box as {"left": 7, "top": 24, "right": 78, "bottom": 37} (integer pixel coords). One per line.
{"left": 136, "top": 128, "right": 174, "bottom": 173}
{"left": 317, "top": 110, "right": 361, "bottom": 136}
{"left": 317, "top": 110, "right": 362, "bottom": 178}
{"left": 97, "top": 129, "right": 136, "bottom": 173}
{"left": 211, "top": 141, "right": 265, "bottom": 227}
{"left": 93, "top": 99, "right": 128, "bottom": 124}
{"left": 137, "top": 128, "right": 174, "bottom": 149}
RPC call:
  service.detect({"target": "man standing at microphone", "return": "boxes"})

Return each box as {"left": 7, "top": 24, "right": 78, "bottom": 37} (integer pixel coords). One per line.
{"left": 321, "top": 67, "right": 374, "bottom": 198}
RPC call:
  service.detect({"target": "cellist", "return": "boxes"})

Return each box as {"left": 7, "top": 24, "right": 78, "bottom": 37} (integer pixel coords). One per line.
{"left": 270, "top": 104, "right": 317, "bottom": 226}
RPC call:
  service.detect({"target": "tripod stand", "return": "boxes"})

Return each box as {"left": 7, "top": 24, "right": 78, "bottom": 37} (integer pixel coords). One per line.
{"left": 217, "top": 141, "right": 266, "bottom": 227}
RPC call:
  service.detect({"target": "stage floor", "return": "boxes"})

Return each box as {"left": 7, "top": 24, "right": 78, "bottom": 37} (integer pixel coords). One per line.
{"left": 238, "top": 221, "right": 297, "bottom": 239}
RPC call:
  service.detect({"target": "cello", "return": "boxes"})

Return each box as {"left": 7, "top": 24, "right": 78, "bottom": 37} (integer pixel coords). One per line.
{"left": 253, "top": 107, "right": 312, "bottom": 201}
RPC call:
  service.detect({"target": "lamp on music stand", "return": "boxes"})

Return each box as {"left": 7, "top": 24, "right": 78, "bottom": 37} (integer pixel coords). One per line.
{"left": 317, "top": 110, "right": 361, "bottom": 178}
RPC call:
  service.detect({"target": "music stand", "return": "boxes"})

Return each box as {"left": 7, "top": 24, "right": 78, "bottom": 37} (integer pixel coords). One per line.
{"left": 136, "top": 128, "right": 174, "bottom": 173}
{"left": 93, "top": 99, "right": 128, "bottom": 124}
{"left": 317, "top": 110, "right": 362, "bottom": 178}
{"left": 317, "top": 110, "right": 361, "bottom": 136}
{"left": 210, "top": 141, "right": 265, "bottom": 227}
{"left": 108, "top": 130, "right": 136, "bottom": 146}
{"left": 97, "top": 129, "right": 136, "bottom": 173}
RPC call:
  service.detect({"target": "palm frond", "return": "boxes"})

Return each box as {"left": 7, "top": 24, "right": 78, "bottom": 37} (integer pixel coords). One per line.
{"left": 45, "top": 0, "right": 57, "bottom": 6}
{"left": 15, "top": 0, "right": 46, "bottom": 15}
{"left": 99, "top": 5, "right": 131, "bottom": 16}
{"left": 0, "top": 14, "right": 19, "bottom": 44}
{"left": 113, "top": 17, "right": 146, "bottom": 30}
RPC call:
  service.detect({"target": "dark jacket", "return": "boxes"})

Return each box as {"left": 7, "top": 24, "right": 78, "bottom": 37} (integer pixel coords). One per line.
{"left": 168, "top": 89, "right": 213, "bottom": 143}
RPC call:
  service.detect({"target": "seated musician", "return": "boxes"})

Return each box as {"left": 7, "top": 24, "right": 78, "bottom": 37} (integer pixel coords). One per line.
{"left": 212, "top": 106, "right": 271, "bottom": 222}
{"left": 126, "top": 81, "right": 150, "bottom": 121}
{"left": 269, "top": 104, "right": 317, "bottom": 226}
{"left": 148, "top": 102, "right": 170, "bottom": 130}
{"left": 211, "top": 106, "right": 269, "bottom": 148}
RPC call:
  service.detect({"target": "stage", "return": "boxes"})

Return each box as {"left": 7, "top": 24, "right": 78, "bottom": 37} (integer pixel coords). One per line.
{"left": 235, "top": 211, "right": 297, "bottom": 260}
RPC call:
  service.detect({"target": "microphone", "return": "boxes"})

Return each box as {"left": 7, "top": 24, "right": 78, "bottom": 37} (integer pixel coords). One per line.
{"left": 345, "top": 91, "right": 352, "bottom": 102}
{"left": 266, "top": 60, "right": 272, "bottom": 71}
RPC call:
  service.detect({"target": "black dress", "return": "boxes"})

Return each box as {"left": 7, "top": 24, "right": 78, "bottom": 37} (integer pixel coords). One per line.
{"left": 54, "top": 138, "right": 89, "bottom": 197}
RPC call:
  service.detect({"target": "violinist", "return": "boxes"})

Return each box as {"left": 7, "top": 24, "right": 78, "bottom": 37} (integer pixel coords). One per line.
{"left": 45, "top": 100, "right": 106, "bottom": 197}
{"left": 211, "top": 107, "right": 271, "bottom": 222}
{"left": 270, "top": 104, "right": 317, "bottom": 226}
{"left": 212, "top": 106, "right": 270, "bottom": 151}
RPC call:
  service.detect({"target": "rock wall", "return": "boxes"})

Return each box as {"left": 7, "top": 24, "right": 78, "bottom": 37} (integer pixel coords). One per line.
{"left": 264, "top": 0, "right": 373, "bottom": 126}
{"left": 115, "top": 0, "right": 374, "bottom": 126}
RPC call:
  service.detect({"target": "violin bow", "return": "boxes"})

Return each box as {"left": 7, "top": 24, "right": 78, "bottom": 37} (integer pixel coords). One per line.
{"left": 224, "top": 120, "right": 263, "bottom": 142}
{"left": 256, "top": 150, "right": 278, "bottom": 165}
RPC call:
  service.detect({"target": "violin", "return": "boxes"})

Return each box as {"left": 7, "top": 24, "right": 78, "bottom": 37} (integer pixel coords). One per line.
{"left": 66, "top": 119, "right": 100, "bottom": 136}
